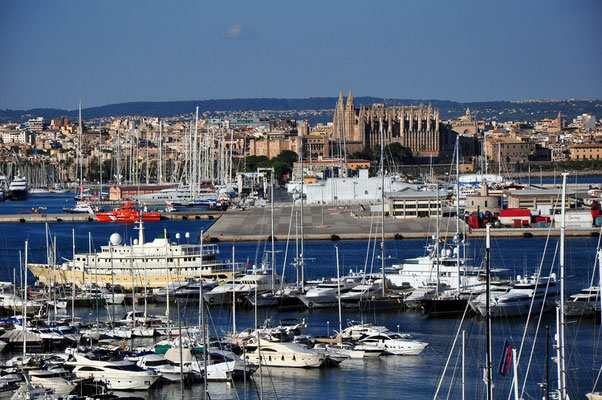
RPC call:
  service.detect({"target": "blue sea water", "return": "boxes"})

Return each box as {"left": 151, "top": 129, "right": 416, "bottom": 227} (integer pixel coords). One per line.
{"left": 0, "top": 197, "right": 600, "bottom": 399}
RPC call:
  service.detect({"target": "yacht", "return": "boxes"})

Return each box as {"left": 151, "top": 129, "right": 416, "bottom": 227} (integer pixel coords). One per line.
{"left": 339, "top": 280, "right": 382, "bottom": 305}
{"left": 297, "top": 277, "right": 360, "bottom": 309}
{"left": 313, "top": 342, "right": 382, "bottom": 359}
{"left": 236, "top": 266, "right": 282, "bottom": 295}
{"left": 136, "top": 353, "right": 195, "bottom": 382}
{"left": 203, "top": 279, "right": 240, "bottom": 306}
{"left": 63, "top": 201, "right": 98, "bottom": 214}
{"left": 135, "top": 185, "right": 218, "bottom": 206}
{"left": 388, "top": 241, "right": 480, "bottom": 290}
{"left": 173, "top": 280, "right": 218, "bottom": 302}
{"left": 27, "top": 366, "right": 77, "bottom": 394}
{"left": 0, "top": 175, "right": 7, "bottom": 202}
{"left": 66, "top": 351, "right": 159, "bottom": 390}
{"left": 471, "top": 274, "right": 558, "bottom": 318}
{"left": 356, "top": 331, "right": 429, "bottom": 356}
{"left": 28, "top": 220, "right": 245, "bottom": 289}
{"left": 404, "top": 282, "right": 450, "bottom": 309}
{"left": 164, "top": 347, "right": 253, "bottom": 381}
{"left": 339, "top": 322, "right": 410, "bottom": 341}
{"left": 244, "top": 340, "right": 327, "bottom": 368}
{"left": 565, "top": 285, "right": 600, "bottom": 317}
{"left": 7, "top": 175, "right": 28, "bottom": 200}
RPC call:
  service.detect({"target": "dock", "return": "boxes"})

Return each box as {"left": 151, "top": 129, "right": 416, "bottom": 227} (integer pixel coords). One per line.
{"left": 0, "top": 211, "right": 223, "bottom": 223}
{"left": 204, "top": 205, "right": 600, "bottom": 241}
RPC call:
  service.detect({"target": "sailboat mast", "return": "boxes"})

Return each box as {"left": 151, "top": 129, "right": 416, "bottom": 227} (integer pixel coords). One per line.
{"left": 436, "top": 184, "right": 440, "bottom": 296}
{"left": 193, "top": 107, "right": 199, "bottom": 199}
{"left": 485, "top": 224, "right": 492, "bottom": 400}
{"left": 558, "top": 172, "right": 568, "bottom": 399}
{"left": 23, "top": 240, "right": 28, "bottom": 358}
{"left": 336, "top": 245, "right": 343, "bottom": 337}
{"left": 380, "top": 121, "right": 385, "bottom": 297}
{"left": 300, "top": 130, "right": 305, "bottom": 292}
{"left": 199, "top": 230, "right": 204, "bottom": 331}
{"left": 232, "top": 244, "right": 236, "bottom": 335}
{"left": 158, "top": 121, "right": 163, "bottom": 184}
{"left": 545, "top": 325, "right": 550, "bottom": 400}
{"left": 72, "top": 229, "right": 76, "bottom": 323}
{"left": 228, "top": 128, "right": 234, "bottom": 185}
{"left": 78, "top": 101, "right": 83, "bottom": 196}
{"left": 598, "top": 249, "right": 602, "bottom": 323}
{"left": 456, "top": 134, "right": 461, "bottom": 291}
{"left": 270, "top": 170, "right": 275, "bottom": 291}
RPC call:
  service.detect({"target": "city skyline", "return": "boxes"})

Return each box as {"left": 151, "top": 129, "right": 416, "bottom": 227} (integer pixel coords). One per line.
{"left": 1, "top": 0, "right": 601, "bottom": 110}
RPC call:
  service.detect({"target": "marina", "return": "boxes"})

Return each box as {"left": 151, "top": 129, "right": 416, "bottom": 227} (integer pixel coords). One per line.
{"left": 0, "top": 191, "right": 597, "bottom": 398}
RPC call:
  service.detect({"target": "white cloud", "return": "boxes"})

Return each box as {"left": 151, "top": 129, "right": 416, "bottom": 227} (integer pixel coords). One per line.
{"left": 223, "top": 24, "right": 255, "bottom": 39}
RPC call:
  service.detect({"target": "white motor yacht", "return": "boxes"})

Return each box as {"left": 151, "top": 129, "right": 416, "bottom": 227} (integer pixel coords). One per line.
{"left": 388, "top": 241, "right": 480, "bottom": 290}
{"left": 244, "top": 340, "right": 326, "bottom": 368}
{"left": 339, "top": 281, "right": 382, "bottom": 304}
{"left": 28, "top": 366, "right": 76, "bottom": 394}
{"left": 63, "top": 201, "right": 97, "bottom": 214}
{"left": 565, "top": 285, "right": 600, "bottom": 317}
{"left": 136, "top": 353, "right": 194, "bottom": 382}
{"left": 472, "top": 274, "right": 558, "bottom": 318}
{"left": 298, "top": 278, "right": 359, "bottom": 309}
{"left": 66, "top": 351, "right": 159, "bottom": 390}
{"left": 356, "top": 331, "right": 428, "bottom": 356}
{"left": 164, "top": 347, "right": 252, "bottom": 382}
{"left": 7, "top": 175, "right": 28, "bottom": 200}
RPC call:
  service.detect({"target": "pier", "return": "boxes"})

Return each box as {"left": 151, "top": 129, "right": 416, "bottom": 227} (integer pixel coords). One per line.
{"left": 0, "top": 211, "right": 223, "bottom": 223}
{"left": 204, "top": 205, "right": 600, "bottom": 241}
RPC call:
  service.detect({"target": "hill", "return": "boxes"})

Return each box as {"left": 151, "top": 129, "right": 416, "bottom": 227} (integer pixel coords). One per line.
{"left": 1, "top": 97, "right": 599, "bottom": 124}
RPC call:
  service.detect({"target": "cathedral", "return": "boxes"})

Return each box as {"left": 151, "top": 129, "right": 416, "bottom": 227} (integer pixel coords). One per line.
{"left": 332, "top": 90, "right": 456, "bottom": 158}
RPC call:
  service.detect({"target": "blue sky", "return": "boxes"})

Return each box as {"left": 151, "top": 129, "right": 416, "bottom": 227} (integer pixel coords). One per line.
{"left": 1, "top": 0, "right": 600, "bottom": 109}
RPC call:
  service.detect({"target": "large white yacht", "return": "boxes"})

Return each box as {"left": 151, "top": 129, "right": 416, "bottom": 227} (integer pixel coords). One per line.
{"left": 236, "top": 266, "right": 282, "bottom": 294}
{"left": 135, "top": 353, "right": 194, "bottom": 382}
{"left": 339, "top": 280, "right": 382, "bottom": 303}
{"left": 388, "top": 241, "right": 481, "bottom": 290}
{"left": 297, "top": 276, "right": 360, "bottom": 309}
{"left": 356, "top": 331, "right": 429, "bottom": 356}
{"left": 244, "top": 340, "right": 326, "bottom": 368}
{"left": 135, "top": 185, "right": 218, "bottom": 206}
{"left": 202, "top": 278, "right": 239, "bottom": 305}
{"left": 66, "top": 351, "right": 159, "bottom": 390}
{"left": 471, "top": 274, "right": 558, "bottom": 318}
{"left": 565, "top": 285, "right": 600, "bottom": 317}
{"left": 7, "top": 175, "right": 28, "bottom": 200}
{"left": 163, "top": 347, "right": 252, "bottom": 382}
{"left": 28, "top": 221, "right": 245, "bottom": 289}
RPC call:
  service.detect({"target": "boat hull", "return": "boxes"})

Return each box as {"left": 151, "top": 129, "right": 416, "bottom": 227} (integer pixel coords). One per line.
{"left": 6, "top": 189, "right": 28, "bottom": 201}
{"left": 28, "top": 263, "right": 238, "bottom": 290}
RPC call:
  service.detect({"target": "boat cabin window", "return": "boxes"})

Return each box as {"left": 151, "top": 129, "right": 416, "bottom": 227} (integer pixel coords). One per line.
{"left": 144, "top": 360, "right": 168, "bottom": 367}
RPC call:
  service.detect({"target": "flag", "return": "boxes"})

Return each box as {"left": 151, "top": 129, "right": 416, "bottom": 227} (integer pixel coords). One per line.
{"left": 246, "top": 257, "right": 250, "bottom": 269}
{"left": 497, "top": 340, "right": 512, "bottom": 377}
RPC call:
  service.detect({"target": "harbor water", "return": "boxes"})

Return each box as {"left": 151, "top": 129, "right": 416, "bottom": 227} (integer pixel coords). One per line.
{"left": 0, "top": 197, "right": 600, "bottom": 399}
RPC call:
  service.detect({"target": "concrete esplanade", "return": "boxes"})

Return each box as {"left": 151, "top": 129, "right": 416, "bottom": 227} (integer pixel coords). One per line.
{"left": 203, "top": 204, "right": 600, "bottom": 242}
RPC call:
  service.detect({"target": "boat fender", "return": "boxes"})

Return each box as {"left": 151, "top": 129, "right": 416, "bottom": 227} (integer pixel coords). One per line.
{"left": 308, "top": 302, "right": 313, "bottom": 308}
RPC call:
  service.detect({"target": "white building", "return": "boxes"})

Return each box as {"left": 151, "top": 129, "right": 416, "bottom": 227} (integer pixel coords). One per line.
{"left": 1, "top": 129, "right": 29, "bottom": 144}
{"left": 287, "top": 169, "right": 417, "bottom": 205}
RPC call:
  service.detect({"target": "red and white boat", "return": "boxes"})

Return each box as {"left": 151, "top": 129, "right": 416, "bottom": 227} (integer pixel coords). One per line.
{"left": 96, "top": 204, "right": 161, "bottom": 222}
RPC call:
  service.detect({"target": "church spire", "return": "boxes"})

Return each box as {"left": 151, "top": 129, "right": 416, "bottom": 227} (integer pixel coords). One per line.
{"left": 346, "top": 88, "right": 354, "bottom": 108}
{"left": 337, "top": 89, "right": 344, "bottom": 108}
